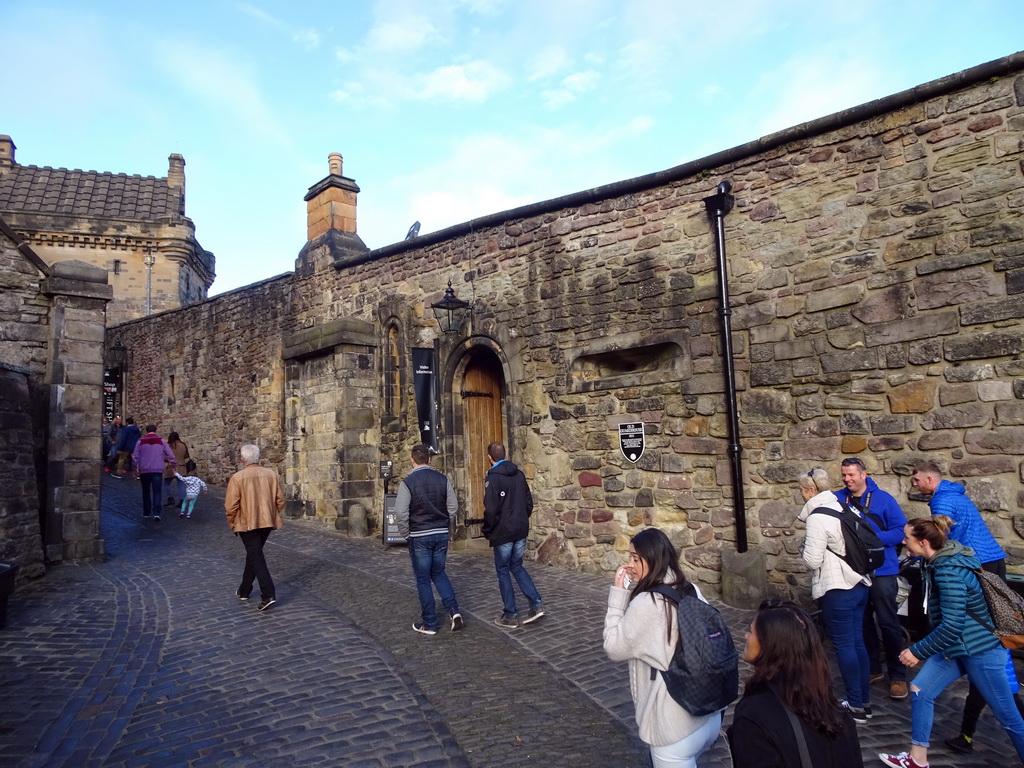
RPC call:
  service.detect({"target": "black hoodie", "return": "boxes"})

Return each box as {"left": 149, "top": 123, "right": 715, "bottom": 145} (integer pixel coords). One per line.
{"left": 482, "top": 460, "right": 534, "bottom": 547}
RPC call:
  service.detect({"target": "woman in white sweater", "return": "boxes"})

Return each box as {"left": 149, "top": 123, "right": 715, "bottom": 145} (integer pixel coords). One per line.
{"left": 603, "top": 527, "right": 722, "bottom": 768}
{"left": 799, "top": 467, "right": 872, "bottom": 723}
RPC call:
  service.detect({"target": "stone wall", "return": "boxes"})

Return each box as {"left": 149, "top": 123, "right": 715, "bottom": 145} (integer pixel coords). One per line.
{"left": 0, "top": 221, "right": 111, "bottom": 576}
{"left": 111, "top": 54, "right": 1024, "bottom": 598}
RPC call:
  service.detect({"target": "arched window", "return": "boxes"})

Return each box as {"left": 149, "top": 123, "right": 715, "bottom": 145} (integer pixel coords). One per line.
{"left": 384, "top": 323, "right": 401, "bottom": 422}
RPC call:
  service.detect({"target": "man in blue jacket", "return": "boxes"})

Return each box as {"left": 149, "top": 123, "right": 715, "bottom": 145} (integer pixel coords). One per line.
{"left": 836, "top": 457, "right": 908, "bottom": 700}
{"left": 912, "top": 460, "right": 1006, "bottom": 571}
{"left": 109, "top": 416, "right": 141, "bottom": 477}
{"left": 482, "top": 441, "right": 544, "bottom": 630}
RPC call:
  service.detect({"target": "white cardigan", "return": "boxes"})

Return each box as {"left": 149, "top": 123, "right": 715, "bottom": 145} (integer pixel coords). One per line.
{"left": 603, "top": 582, "right": 718, "bottom": 747}
{"left": 799, "top": 490, "right": 869, "bottom": 600}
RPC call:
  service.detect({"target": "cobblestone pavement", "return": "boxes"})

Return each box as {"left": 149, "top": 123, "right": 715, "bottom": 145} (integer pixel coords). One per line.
{"left": 0, "top": 474, "right": 1015, "bottom": 767}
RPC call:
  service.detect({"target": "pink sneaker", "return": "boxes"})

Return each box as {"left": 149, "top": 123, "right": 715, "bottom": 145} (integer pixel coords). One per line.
{"left": 878, "top": 752, "right": 927, "bottom": 768}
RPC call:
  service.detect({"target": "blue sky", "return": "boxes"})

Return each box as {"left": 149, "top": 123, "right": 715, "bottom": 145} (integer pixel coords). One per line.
{"left": 3, "top": 0, "right": 1023, "bottom": 295}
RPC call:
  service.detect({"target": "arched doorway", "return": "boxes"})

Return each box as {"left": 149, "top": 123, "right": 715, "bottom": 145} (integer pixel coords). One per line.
{"left": 460, "top": 347, "right": 505, "bottom": 542}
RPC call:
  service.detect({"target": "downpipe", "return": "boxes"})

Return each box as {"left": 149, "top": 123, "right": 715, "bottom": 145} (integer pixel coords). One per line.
{"left": 703, "top": 181, "right": 748, "bottom": 553}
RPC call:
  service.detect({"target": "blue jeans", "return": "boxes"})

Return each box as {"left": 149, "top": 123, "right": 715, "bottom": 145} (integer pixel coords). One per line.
{"left": 910, "top": 644, "right": 1024, "bottom": 759}
{"left": 408, "top": 534, "right": 459, "bottom": 631}
{"left": 139, "top": 472, "right": 162, "bottom": 516}
{"left": 493, "top": 538, "right": 542, "bottom": 619}
{"left": 864, "top": 574, "right": 906, "bottom": 682}
{"left": 818, "top": 583, "right": 870, "bottom": 708}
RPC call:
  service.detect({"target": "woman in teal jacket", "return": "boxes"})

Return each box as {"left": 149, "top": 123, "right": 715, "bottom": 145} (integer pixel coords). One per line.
{"left": 878, "top": 515, "right": 1024, "bottom": 768}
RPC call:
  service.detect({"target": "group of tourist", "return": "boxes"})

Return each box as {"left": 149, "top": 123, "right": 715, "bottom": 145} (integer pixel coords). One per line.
{"left": 602, "top": 458, "right": 1023, "bottom": 768}
{"left": 101, "top": 419, "right": 207, "bottom": 520}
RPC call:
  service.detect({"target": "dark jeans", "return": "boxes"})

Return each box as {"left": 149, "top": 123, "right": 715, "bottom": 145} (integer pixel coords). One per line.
{"left": 493, "top": 538, "right": 542, "bottom": 619}
{"left": 238, "top": 528, "right": 275, "bottom": 601}
{"left": 139, "top": 472, "right": 162, "bottom": 516}
{"left": 864, "top": 573, "right": 906, "bottom": 682}
{"left": 408, "top": 533, "right": 459, "bottom": 631}
{"left": 819, "top": 582, "right": 871, "bottom": 708}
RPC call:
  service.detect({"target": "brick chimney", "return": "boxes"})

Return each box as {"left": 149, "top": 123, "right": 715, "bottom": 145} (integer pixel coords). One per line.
{"left": 296, "top": 153, "right": 369, "bottom": 274}
{"left": 0, "top": 135, "right": 16, "bottom": 169}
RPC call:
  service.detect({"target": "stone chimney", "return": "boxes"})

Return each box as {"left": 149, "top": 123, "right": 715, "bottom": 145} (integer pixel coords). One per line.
{"left": 0, "top": 135, "right": 16, "bottom": 169}
{"left": 296, "top": 153, "right": 369, "bottom": 274}
{"left": 305, "top": 152, "right": 359, "bottom": 240}
{"left": 168, "top": 153, "right": 186, "bottom": 215}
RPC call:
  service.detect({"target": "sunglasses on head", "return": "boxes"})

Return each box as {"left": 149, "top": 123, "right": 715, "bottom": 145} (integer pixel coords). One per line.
{"left": 841, "top": 457, "right": 865, "bottom": 468}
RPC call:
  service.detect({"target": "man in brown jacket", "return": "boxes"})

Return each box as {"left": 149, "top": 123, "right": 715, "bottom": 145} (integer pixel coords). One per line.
{"left": 225, "top": 444, "right": 284, "bottom": 611}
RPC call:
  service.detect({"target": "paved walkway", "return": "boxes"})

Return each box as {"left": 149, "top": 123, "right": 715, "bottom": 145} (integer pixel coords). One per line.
{"left": 0, "top": 474, "right": 1015, "bottom": 766}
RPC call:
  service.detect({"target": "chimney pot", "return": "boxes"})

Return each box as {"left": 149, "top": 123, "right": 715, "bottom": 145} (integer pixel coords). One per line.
{"left": 0, "top": 135, "right": 16, "bottom": 168}
{"left": 328, "top": 152, "right": 343, "bottom": 176}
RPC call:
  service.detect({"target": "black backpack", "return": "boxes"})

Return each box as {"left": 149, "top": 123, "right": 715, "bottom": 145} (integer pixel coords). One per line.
{"left": 809, "top": 504, "right": 885, "bottom": 576}
{"left": 650, "top": 583, "right": 740, "bottom": 716}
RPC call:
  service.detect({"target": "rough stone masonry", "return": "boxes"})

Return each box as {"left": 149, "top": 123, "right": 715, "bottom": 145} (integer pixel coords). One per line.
{"left": 110, "top": 53, "right": 1024, "bottom": 601}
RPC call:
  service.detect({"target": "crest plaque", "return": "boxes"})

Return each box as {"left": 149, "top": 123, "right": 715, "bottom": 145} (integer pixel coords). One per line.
{"left": 619, "top": 422, "right": 645, "bottom": 463}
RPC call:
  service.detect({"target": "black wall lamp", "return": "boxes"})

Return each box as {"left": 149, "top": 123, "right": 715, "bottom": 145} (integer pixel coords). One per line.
{"left": 430, "top": 279, "right": 470, "bottom": 335}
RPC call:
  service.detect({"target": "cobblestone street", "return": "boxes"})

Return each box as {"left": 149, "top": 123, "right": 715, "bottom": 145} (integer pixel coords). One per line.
{"left": 0, "top": 474, "right": 1015, "bottom": 766}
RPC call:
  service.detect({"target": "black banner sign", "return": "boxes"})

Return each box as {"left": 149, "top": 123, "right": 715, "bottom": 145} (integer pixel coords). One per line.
{"left": 619, "top": 422, "right": 645, "bottom": 463}
{"left": 412, "top": 347, "right": 439, "bottom": 451}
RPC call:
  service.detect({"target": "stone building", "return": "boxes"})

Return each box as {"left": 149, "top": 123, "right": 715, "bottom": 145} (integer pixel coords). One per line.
{"left": 110, "top": 52, "right": 1024, "bottom": 601}
{"left": 0, "top": 135, "right": 215, "bottom": 326}
{"left": 0, "top": 215, "right": 112, "bottom": 581}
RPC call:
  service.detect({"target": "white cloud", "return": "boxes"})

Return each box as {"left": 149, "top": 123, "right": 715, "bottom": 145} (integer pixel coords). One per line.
{"left": 753, "top": 54, "right": 885, "bottom": 137}
{"left": 234, "top": 3, "right": 320, "bottom": 49}
{"left": 541, "top": 69, "right": 600, "bottom": 108}
{"left": 418, "top": 60, "right": 510, "bottom": 102}
{"left": 366, "top": 17, "right": 438, "bottom": 54}
{"left": 529, "top": 46, "right": 570, "bottom": 80}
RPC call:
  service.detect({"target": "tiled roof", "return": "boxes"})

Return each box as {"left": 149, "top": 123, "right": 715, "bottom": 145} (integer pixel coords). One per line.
{"left": 0, "top": 164, "right": 181, "bottom": 221}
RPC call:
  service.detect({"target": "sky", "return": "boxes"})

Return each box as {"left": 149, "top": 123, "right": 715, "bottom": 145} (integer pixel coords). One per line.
{"left": 3, "top": 1, "right": 1024, "bottom": 296}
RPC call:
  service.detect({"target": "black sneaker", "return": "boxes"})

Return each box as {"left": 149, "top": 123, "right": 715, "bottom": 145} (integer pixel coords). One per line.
{"left": 258, "top": 597, "right": 276, "bottom": 612}
{"left": 944, "top": 733, "right": 973, "bottom": 753}
{"left": 523, "top": 606, "right": 546, "bottom": 624}
{"left": 235, "top": 590, "right": 249, "bottom": 601}
{"left": 493, "top": 615, "right": 519, "bottom": 630}
{"left": 153, "top": 514, "right": 160, "bottom": 522}
{"left": 450, "top": 613, "right": 464, "bottom": 631}
{"left": 841, "top": 700, "right": 868, "bottom": 724}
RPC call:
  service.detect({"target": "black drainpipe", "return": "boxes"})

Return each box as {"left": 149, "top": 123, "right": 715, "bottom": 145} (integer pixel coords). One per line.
{"left": 703, "top": 181, "right": 748, "bottom": 553}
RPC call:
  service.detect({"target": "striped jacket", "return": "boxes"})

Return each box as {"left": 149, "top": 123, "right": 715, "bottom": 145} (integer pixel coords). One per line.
{"left": 909, "top": 541, "right": 1000, "bottom": 660}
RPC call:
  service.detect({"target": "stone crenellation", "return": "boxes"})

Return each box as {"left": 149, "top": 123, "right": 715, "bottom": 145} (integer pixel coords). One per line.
{"left": 111, "top": 55, "right": 1024, "bottom": 599}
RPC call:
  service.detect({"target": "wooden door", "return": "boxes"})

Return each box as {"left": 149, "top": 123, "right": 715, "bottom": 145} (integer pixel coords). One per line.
{"left": 462, "top": 350, "right": 504, "bottom": 539}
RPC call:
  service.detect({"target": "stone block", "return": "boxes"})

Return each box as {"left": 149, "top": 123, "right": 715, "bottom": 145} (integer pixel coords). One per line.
{"left": 851, "top": 284, "right": 911, "bottom": 323}
{"left": 888, "top": 379, "right": 936, "bottom": 413}
{"left": 827, "top": 393, "right": 886, "bottom": 412}
{"left": 865, "top": 312, "right": 958, "bottom": 347}
{"left": 806, "top": 284, "right": 864, "bottom": 313}
{"left": 944, "top": 363, "right": 995, "bottom": 383}
{"left": 784, "top": 438, "right": 839, "bottom": 461}
{"left": 740, "top": 390, "right": 792, "bottom": 423}
{"left": 939, "top": 383, "right": 978, "bottom": 406}
{"left": 821, "top": 349, "right": 876, "bottom": 373}
{"left": 908, "top": 339, "right": 943, "bottom": 365}
{"left": 671, "top": 436, "right": 727, "bottom": 455}
{"left": 915, "top": 266, "right": 1002, "bottom": 310}
{"left": 961, "top": 294, "right": 1024, "bottom": 325}
{"left": 964, "top": 427, "right": 1024, "bottom": 455}
{"left": 917, "top": 431, "right": 962, "bottom": 450}
{"left": 978, "top": 380, "right": 1014, "bottom": 402}
{"left": 842, "top": 435, "right": 869, "bottom": 453}
{"left": 949, "top": 456, "right": 1016, "bottom": 476}
{"left": 787, "top": 418, "right": 840, "bottom": 438}
{"left": 944, "top": 331, "right": 1024, "bottom": 361}
{"left": 920, "top": 403, "right": 991, "bottom": 430}
{"left": 996, "top": 402, "right": 1024, "bottom": 426}
{"left": 867, "top": 436, "right": 905, "bottom": 451}
{"left": 870, "top": 414, "right": 916, "bottom": 434}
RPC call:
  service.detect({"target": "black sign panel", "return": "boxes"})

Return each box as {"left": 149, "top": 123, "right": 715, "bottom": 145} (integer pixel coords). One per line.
{"left": 382, "top": 493, "right": 406, "bottom": 546}
{"left": 619, "top": 422, "right": 645, "bottom": 463}
{"left": 412, "top": 347, "right": 439, "bottom": 451}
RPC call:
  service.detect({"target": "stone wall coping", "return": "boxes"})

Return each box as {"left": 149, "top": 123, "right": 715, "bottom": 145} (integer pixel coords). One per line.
{"left": 361, "top": 51, "right": 1024, "bottom": 265}
{"left": 41, "top": 274, "right": 113, "bottom": 302}
{"left": 50, "top": 259, "right": 108, "bottom": 284}
{"left": 282, "top": 317, "right": 376, "bottom": 360}
{"left": 303, "top": 173, "right": 360, "bottom": 202}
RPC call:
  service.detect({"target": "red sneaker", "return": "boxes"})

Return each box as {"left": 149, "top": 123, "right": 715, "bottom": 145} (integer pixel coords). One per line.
{"left": 878, "top": 753, "right": 927, "bottom": 768}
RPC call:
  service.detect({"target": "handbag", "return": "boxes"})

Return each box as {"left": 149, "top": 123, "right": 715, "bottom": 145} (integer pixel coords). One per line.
{"left": 185, "top": 458, "right": 197, "bottom": 474}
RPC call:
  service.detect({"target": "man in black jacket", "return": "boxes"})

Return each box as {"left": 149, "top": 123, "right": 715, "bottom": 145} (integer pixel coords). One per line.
{"left": 482, "top": 441, "right": 545, "bottom": 629}
{"left": 395, "top": 444, "right": 463, "bottom": 636}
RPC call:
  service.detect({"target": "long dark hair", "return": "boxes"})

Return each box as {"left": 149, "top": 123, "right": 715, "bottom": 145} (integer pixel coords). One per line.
{"left": 747, "top": 599, "right": 846, "bottom": 739}
{"left": 629, "top": 528, "right": 688, "bottom": 642}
